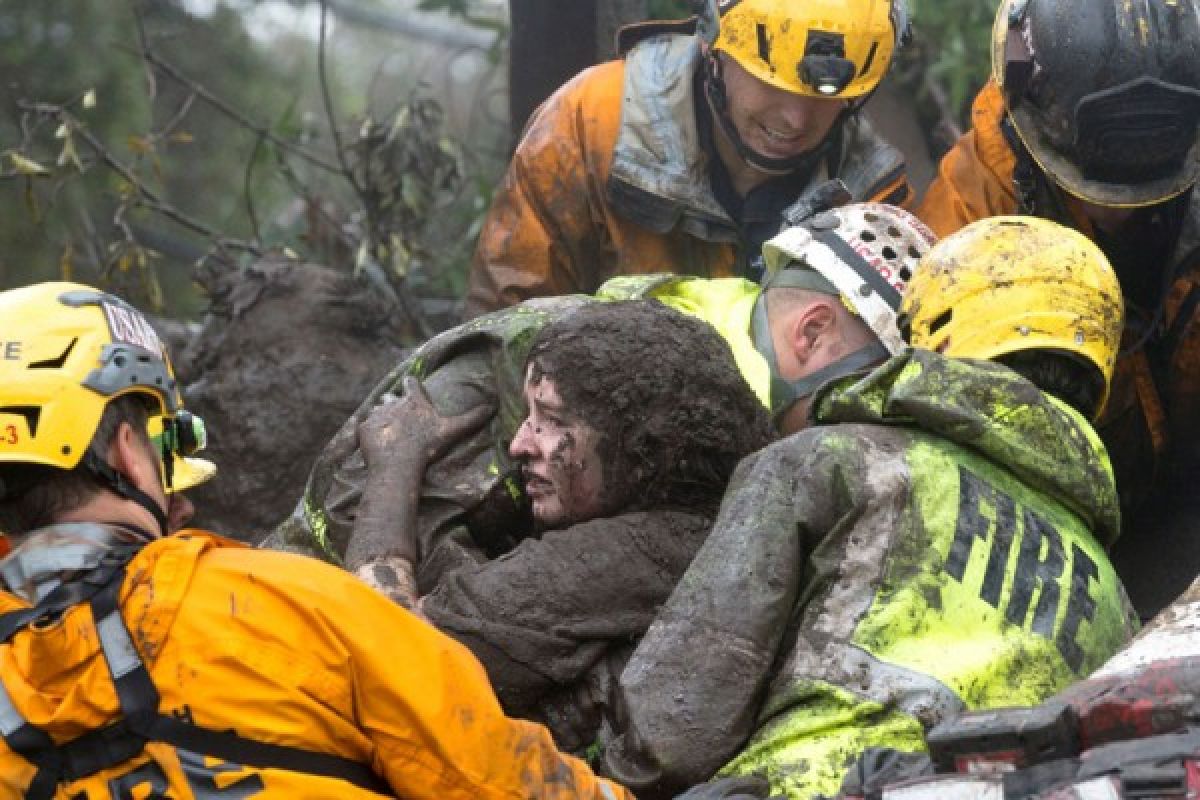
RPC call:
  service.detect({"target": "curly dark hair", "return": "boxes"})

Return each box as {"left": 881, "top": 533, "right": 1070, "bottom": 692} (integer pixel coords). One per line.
{"left": 526, "top": 299, "right": 774, "bottom": 515}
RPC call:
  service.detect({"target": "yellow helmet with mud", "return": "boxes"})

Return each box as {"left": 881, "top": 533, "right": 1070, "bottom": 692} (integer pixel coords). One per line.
{"left": 713, "top": 0, "right": 906, "bottom": 98}
{"left": 901, "top": 216, "right": 1124, "bottom": 416}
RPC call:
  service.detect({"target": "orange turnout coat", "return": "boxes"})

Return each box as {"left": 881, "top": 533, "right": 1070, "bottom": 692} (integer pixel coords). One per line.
{"left": 467, "top": 32, "right": 911, "bottom": 316}
{"left": 0, "top": 528, "right": 630, "bottom": 800}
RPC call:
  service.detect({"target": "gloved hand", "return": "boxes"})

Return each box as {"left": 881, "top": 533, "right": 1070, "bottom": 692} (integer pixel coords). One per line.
{"left": 672, "top": 775, "right": 785, "bottom": 800}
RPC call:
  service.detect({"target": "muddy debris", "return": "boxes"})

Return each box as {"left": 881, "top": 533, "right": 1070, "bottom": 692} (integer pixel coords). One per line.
{"left": 172, "top": 258, "right": 413, "bottom": 541}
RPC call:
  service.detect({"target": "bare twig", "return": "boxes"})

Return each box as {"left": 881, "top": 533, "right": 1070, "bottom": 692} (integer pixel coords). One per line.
{"left": 130, "top": 1, "right": 158, "bottom": 104}
{"left": 243, "top": 130, "right": 267, "bottom": 245}
{"left": 156, "top": 91, "right": 197, "bottom": 140}
{"left": 141, "top": 50, "right": 342, "bottom": 174}
{"left": 17, "top": 101, "right": 262, "bottom": 258}
{"left": 273, "top": 147, "right": 356, "bottom": 254}
{"left": 317, "top": 0, "right": 363, "bottom": 196}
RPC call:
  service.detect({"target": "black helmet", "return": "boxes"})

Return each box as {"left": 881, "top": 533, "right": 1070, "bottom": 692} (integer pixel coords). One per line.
{"left": 993, "top": 0, "right": 1200, "bottom": 207}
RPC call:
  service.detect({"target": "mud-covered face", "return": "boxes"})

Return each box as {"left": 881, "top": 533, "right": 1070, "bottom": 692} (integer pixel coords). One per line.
{"left": 508, "top": 369, "right": 607, "bottom": 528}
{"left": 718, "top": 54, "right": 846, "bottom": 164}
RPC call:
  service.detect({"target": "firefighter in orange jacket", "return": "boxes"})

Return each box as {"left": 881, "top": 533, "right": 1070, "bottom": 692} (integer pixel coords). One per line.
{"left": 466, "top": 0, "right": 913, "bottom": 316}
{"left": 0, "top": 282, "right": 633, "bottom": 800}
{"left": 916, "top": 0, "right": 1200, "bottom": 616}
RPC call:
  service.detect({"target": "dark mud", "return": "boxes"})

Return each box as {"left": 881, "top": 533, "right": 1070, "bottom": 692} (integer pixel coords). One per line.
{"left": 525, "top": 299, "right": 774, "bottom": 516}
{"left": 422, "top": 507, "right": 716, "bottom": 750}
{"left": 174, "top": 259, "right": 410, "bottom": 540}
{"left": 1109, "top": 466, "right": 1200, "bottom": 620}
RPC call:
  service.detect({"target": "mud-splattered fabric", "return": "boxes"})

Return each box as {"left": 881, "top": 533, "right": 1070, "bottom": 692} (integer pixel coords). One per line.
{"left": 267, "top": 278, "right": 766, "bottom": 748}
{"left": 269, "top": 295, "right": 592, "bottom": 580}
{"left": 270, "top": 275, "right": 766, "bottom": 579}
{"left": 0, "top": 526, "right": 633, "bottom": 799}
{"left": 466, "top": 33, "right": 911, "bottom": 316}
{"left": 424, "top": 509, "right": 713, "bottom": 751}
{"left": 917, "top": 79, "right": 1200, "bottom": 526}
{"left": 603, "top": 349, "right": 1137, "bottom": 799}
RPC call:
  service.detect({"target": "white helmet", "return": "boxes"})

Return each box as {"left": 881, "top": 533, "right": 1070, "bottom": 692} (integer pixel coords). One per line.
{"left": 753, "top": 203, "right": 937, "bottom": 416}
{"left": 762, "top": 203, "right": 935, "bottom": 354}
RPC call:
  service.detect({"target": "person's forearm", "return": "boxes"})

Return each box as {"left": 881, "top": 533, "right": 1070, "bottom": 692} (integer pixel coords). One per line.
{"left": 354, "top": 555, "right": 422, "bottom": 616}
{"left": 346, "top": 450, "right": 426, "bottom": 611}
{"left": 346, "top": 455, "right": 423, "bottom": 567}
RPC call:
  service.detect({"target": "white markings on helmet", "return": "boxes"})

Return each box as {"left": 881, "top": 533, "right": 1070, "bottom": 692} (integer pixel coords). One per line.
{"left": 101, "top": 300, "right": 162, "bottom": 354}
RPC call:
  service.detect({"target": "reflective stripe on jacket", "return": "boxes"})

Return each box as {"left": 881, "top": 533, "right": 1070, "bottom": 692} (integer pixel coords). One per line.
{"left": 604, "top": 350, "right": 1137, "bottom": 800}
{"left": 0, "top": 529, "right": 631, "bottom": 800}
{"left": 466, "top": 33, "right": 911, "bottom": 316}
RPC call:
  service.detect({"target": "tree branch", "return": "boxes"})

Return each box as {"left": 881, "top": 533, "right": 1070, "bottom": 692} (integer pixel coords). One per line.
{"left": 317, "top": 0, "right": 364, "bottom": 196}
{"left": 156, "top": 91, "right": 197, "bottom": 141}
{"left": 140, "top": 50, "right": 343, "bottom": 175}
{"left": 244, "top": 130, "right": 267, "bottom": 246}
{"left": 16, "top": 101, "right": 262, "bottom": 258}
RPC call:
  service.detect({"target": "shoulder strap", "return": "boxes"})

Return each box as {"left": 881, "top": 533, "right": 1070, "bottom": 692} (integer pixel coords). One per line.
{"left": 0, "top": 548, "right": 392, "bottom": 797}
{"left": 0, "top": 544, "right": 141, "bottom": 644}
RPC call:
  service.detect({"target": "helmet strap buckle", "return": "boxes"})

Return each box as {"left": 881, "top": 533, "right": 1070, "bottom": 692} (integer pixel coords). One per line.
{"left": 82, "top": 450, "right": 169, "bottom": 538}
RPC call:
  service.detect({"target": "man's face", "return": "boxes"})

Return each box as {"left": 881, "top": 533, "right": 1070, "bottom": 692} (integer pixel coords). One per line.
{"left": 508, "top": 368, "right": 607, "bottom": 528}
{"left": 718, "top": 54, "right": 847, "bottom": 164}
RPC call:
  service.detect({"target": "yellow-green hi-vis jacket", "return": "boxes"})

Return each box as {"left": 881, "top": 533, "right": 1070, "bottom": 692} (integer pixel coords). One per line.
{"left": 603, "top": 349, "right": 1139, "bottom": 800}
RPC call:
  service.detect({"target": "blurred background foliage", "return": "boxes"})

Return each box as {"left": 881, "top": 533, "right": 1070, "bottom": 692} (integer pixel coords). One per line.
{"left": 0, "top": 0, "right": 994, "bottom": 324}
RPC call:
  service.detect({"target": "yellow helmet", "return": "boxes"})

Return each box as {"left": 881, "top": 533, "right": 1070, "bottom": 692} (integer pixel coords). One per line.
{"left": 901, "top": 216, "right": 1124, "bottom": 416}
{"left": 0, "top": 282, "right": 183, "bottom": 472}
{"left": 148, "top": 412, "right": 215, "bottom": 493}
{"left": 713, "top": 0, "right": 907, "bottom": 98}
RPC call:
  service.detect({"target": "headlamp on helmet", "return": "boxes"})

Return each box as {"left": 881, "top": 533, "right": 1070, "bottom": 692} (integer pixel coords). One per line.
{"left": 800, "top": 32, "right": 857, "bottom": 96}
{"left": 711, "top": 0, "right": 907, "bottom": 99}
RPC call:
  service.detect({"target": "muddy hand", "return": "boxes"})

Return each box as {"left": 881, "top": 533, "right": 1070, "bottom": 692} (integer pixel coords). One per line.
{"left": 359, "top": 375, "right": 492, "bottom": 468}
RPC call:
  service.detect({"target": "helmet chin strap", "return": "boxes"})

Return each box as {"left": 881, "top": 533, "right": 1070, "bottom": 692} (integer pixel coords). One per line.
{"left": 82, "top": 449, "right": 169, "bottom": 539}
{"left": 750, "top": 290, "right": 888, "bottom": 419}
{"left": 704, "top": 53, "right": 843, "bottom": 177}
